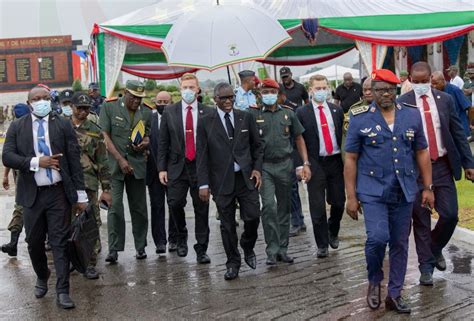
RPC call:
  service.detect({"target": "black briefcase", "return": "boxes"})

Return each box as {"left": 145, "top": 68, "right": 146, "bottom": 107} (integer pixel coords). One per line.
{"left": 68, "top": 204, "right": 99, "bottom": 273}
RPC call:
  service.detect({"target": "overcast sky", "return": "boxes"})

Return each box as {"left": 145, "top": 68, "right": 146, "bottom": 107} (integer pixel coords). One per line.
{"left": 0, "top": 0, "right": 357, "bottom": 81}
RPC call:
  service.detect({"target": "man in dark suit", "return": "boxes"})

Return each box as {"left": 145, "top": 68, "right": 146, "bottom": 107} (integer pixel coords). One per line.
{"left": 296, "top": 74, "right": 345, "bottom": 258}
{"left": 158, "top": 74, "right": 212, "bottom": 263}
{"left": 398, "top": 62, "right": 474, "bottom": 285}
{"left": 146, "top": 91, "right": 177, "bottom": 254}
{"left": 2, "top": 86, "right": 87, "bottom": 309}
{"left": 197, "top": 83, "right": 263, "bottom": 280}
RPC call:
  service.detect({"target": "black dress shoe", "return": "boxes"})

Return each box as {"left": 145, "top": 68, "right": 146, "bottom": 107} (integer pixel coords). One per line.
{"left": 316, "top": 248, "right": 328, "bottom": 258}
{"left": 105, "top": 250, "right": 118, "bottom": 263}
{"left": 197, "top": 253, "right": 211, "bottom": 264}
{"left": 434, "top": 253, "right": 447, "bottom": 271}
{"left": 224, "top": 267, "right": 239, "bottom": 280}
{"left": 34, "top": 269, "right": 51, "bottom": 298}
{"left": 385, "top": 296, "right": 411, "bottom": 314}
{"left": 84, "top": 266, "right": 99, "bottom": 280}
{"left": 244, "top": 250, "right": 257, "bottom": 269}
{"left": 277, "top": 253, "right": 294, "bottom": 263}
{"left": 136, "top": 249, "right": 147, "bottom": 260}
{"left": 328, "top": 234, "right": 340, "bottom": 249}
{"left": 168, "top": 242, "right": 178, "bottom": 252}
{"left": 419, "top": 272, "right": 433, "bottom": 286}
{"left": 56, "top": 293, "right": 75, "bottom": 309}
{"left": 177, "top": 245, "right": 188, "bottom": 257}
{"left": 266, "top": 255, "right": 277, "bottom": 265}
{"left": 156, "top": 244, "right": 166, "bottom": 254}
{"left": 366, "top": 283, "right": 381, "bottom": 310}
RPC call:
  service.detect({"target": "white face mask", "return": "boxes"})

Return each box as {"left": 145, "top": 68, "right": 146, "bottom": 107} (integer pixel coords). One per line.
{"left": 312, "top": 90, "right": 328, "bottom": 103}
{"left": 412, "top": 83, "right": 431, "bottom": 96}
{"left": 31, "top": 100, "right": 52, "bottom": 118}
{"left": 181, "top": 89, "right": 196, "bottom": 104}
{"left": 62, "top": 106, "right": 73, "bottom": 117}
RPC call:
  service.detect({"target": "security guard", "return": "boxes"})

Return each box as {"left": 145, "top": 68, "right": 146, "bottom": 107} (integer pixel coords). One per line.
{"left": 249, "top": 78, "right": 311, "bottom": 265}
{"left": 344, "top": 69, "right": 434, "bottom": 314}
{"left": 70, "top": 92, "right": 112, "bottom": 279}
{"left": 234, "top": 70, "right": 257, "bottom": 110}
{"left": 58, "top": 89, "right": 74, "bottom": 117}
{"left": 99, "top": 80, "right": 152, "bottom": 263}
{"left": 344, "top": 77, "right": 374, "bottom": 134}
{"left": 89, "top": 82, "right": 105, "bottom": 115}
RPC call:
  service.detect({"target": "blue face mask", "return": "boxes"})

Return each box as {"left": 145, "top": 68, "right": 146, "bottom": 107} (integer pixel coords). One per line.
{"left": 62, "top": 106, "right": 73, "bottom": 117}
{"left": 262, "top": 94, "right": 278, "bottom": 106}
{"left": 31, "top": 100, "right": 52, "bottom": 118}
{"left": 181, "top": 89, "right": 196, "bottom": 104}
{"left": 312, "top": 90, "right": 327, "bottom": 103}
{"left": 412, "top": 83, "right": 431, "bottom": 96}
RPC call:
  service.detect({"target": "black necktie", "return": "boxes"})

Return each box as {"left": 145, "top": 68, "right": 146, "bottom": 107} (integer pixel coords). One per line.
{"left": 224, "top": 112, "right": 234, "bottom": 140}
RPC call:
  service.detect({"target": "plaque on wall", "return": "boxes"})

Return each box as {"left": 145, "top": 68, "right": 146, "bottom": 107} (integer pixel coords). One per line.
{"left": 15, "top": 58, "right": 31, "bottom": 82}
{"left": 0, "top": 59, "right": 7, "bottom": 83}
{"left": 39, "top": 56, "right": 55, "bottom": 81}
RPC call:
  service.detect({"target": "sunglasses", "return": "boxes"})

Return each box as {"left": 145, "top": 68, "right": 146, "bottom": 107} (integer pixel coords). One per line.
{"left": 217, "top": 95, "right": 235, "bottom": 101}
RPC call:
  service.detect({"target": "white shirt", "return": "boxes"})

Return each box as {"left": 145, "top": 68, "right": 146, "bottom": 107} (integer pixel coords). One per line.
{"left": 450, "top": 76, "right": 464, "bottom": 90}
{"left": 29, "top": 114, "right": 88, "bottom": 202}
{"left": 216, "top": 108, "right": 240, "bottom": 172}
{"left": 415, "top": 90, "right": 447, "bottom": 157}
{"left": 312, "top": 101, "right": 341, "bottom": 156}
{"left": 181, "top": 100, "right": 198, "bottom": 142}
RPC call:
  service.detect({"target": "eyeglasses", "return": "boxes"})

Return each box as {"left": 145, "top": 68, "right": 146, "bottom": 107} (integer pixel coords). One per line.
{"left": 217, "top": 95, "right": 235, "bottom": 101}
{"left": 373, "top": 87, "right": 396, "bottom": 94}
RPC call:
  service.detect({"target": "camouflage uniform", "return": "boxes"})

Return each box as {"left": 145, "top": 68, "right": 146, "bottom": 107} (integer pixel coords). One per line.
{"left": 72, "top": 118, "right": 111, "bottom": 266}
{"left": 7, "top": 170, "right": 23, "bottom": 233}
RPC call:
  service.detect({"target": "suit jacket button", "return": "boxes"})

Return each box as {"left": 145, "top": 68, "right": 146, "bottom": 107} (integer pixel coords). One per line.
{"left": 395, "top": 169, "right": 400, "bottom": 174}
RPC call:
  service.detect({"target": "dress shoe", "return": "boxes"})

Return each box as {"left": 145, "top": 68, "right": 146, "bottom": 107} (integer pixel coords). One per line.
{"left": 434, "top": 253, "right": 447, "bottom": 271}
{"left": 105, "top": 250, "right": 118, "bottom": 263}
{"left": 177, "top": 245, "right": 188, "bottom": 257}
{"left": 156, "top": 244, "right": 166, "bottom": 254}
{"left": 136, "top": 249, "right": 147, "bottom": 260}
{"left": 419, "top": 272, "right": 433, "bottom": 286}
{"left": 224, "top": 267, "right": 239, "bottom": 280}
{"left": 34, "top": 269, "right": 51, "bottom": 298}
{"left": 328, "top": 234, "right": 340, "bottom": 249}
{"left": 197, "top": 253, "right": 211, "bottom": 264}
{"left": 316, "top": 248, "right": 329, "bottom": 258}
{"left": 366, "top": 283, "right": 381, "bottom": 310}
{"left": 1, "top": 230, "right": 20, "bottom": 257}
{"left": 277, "top": 253, "right": 294, "bottom": 263}
{"left": 56, "top": 293, "right": 75, "bottom": 309}
{"left": 84, "top": 266, "right": 99, "bottom": 280}
{"left": 266, "top": 255, "right": 277, "bottom": 265}
{"left": 385, "top": 296, "right": 411, "bottom": 314}
{"left": 244, "top": 250, "right": 257, "bottom": 269}
{"left": 168, "top": 242, "right": 178, "bottom": 252}
{"left": 289, "top": 226, "right": 301, "bottom": 237}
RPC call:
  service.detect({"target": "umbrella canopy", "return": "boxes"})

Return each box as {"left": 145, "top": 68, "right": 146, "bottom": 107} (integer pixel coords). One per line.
{"left": 299, "top": 65, "right": 360, "bottom": 83}
{"left": 161, "top": 4, "right": 292, "bottom": 71}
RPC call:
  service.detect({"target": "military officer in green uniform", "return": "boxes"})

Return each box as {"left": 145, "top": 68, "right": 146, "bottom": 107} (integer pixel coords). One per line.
{"left": 99, "top": 80, "right": 152, "bottom": 263}
{"left": 249, "top": 78, "right": 311, "bottom": 265}
{"left": 1, "top": 168, "right": 23, "bottom": 256}
{"left": 70, "top": 92, "right": 112, "bottom": 279}
{"left": 344, "top": 77, "right": 374, "bottom": 134}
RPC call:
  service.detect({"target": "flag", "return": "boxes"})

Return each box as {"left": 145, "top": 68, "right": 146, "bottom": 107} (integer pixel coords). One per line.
{"left": 131, "top": 120, "right": 145, "bottom": 145}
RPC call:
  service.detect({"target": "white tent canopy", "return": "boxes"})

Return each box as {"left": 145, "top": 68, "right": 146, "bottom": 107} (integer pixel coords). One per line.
{"left": 299, "top": 65, "right": 360, "bottom": 83}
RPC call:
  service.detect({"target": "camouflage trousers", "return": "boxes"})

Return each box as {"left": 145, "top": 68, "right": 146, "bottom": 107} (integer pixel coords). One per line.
{"left": 7, "top": 204, "right": 23, "bottom": 233}
{"left": 72, "top": 189, "right": 102, "bottom": 267}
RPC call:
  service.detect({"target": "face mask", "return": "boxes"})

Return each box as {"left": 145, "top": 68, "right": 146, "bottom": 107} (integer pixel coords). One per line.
{"left": 412, "top": 83, "right": 431, "bottom": 96}
{"left": 155, "top": 104, "right": 166, "bottom": 114}
{"left": 262, "top": 94, "right": 278, "bottom": 106}
{"left": 181, "top": 89, "right": 196, "bottom": 104}
{"left": 62, "top": 106, "right": 73, "bottom": 117}
{"left": 31, "top": 100, "right": 51, "bottom": 118}
{"left": 312, "top": 90, "right": 327, "bottom": 103}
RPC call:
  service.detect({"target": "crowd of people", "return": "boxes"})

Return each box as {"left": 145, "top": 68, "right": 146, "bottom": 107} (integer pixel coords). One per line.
{"left": 1, "top": 62, "right": 473, "bottom": 314}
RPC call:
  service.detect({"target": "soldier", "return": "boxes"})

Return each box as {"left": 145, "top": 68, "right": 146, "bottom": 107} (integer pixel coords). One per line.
{"left": 249, "top": 78, "right": 311, "bottom": 265}
{"left": 344, "top": 77, "right": 373, "bottom": 134}
{"left": 99, "top": 80, "right": 151, "bottom": 263}
{"left": 70, "top": 92, "right": 112, "bottom": 279}
{"left": 344, "top": 69, "right": 434, "bottom": 313}
{"left": 88, "top": 82, "right": 105, "bottom": 115}
{"left": 58, "top": 89, "right": 74, "bottom": 117}
{"left": 234, "top": 70, "right": 257, "bottom": 110}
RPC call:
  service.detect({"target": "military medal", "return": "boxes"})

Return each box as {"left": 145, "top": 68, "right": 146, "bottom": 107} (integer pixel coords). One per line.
{"left": 370, "top": 106, "right": 376, "bottom": 112}
{"left": 360, "top": 128, "right": 372, "bottom": 134}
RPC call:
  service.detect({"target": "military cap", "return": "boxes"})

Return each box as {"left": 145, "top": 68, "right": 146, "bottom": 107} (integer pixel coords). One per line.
{"left": 125, "top": 80, "right": 146, "bottom": 98}
{"left": 371, "top": 69, "right": 400, "bottom": 85}
{"left": 399, "top": 70, "right": 409, "bottom": 77}
{"left": 238, "top": 70, "right": 255, "bottom": 79}
{"left": 260, "top": 78, "right": 280, "bottom": 89}
{"left": 88, "top": 82, "right": 100, "bottom": 90}
{"left": 279, "top": 67, "right": 292, "bottom": 77}
{"left": 71, "top": 92, "right": 93, "bottom": 107}
{"left": 59, "top": 89, "right": 74, "bottom": 103}
{"left": 446, "top": 65, "right": 458, "bottom": 72}
{"left": 13, "top": 103, "right": 30, "bottom": 118}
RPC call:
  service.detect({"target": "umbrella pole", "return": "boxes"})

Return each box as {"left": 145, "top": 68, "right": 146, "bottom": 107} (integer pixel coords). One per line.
{"left": 273, "top": 65, "right": 277, "bottom": 81}
{"left": 226, "top": 66, "right": 232, "bottom": 84}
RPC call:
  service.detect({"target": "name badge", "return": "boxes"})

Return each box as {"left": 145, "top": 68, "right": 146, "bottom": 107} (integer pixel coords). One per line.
{"left": 115, "top": 116, "right": 124, "bottom": 121}
{"left": 406, "top": 129, "right": 415, "bottom": 138}
{"left": 256, "top": 119, "right": 264, "bottom": 123}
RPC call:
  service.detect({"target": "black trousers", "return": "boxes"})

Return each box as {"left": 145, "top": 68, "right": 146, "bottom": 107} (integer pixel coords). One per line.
{"left": 148, "top": 178, "right": 177, "bottom": 247}
{"left": 166, "top": 161, "right": 209, "bottom": 254}
{"left": 306, "top": 154, "right": 345, "bottom": 249}
{"left": 23, "top": 184, "right": 71, "bottom": 294}
{"left": 214, "top": 171, "right": 260, "bottom": 269}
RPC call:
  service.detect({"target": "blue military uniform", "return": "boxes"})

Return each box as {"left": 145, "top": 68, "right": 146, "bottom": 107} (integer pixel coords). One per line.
{"left": 234, "top": 86, "right": 257, "bottom": 110}
{"left": 345, "top": 101, "right": 427, "bottom": 299}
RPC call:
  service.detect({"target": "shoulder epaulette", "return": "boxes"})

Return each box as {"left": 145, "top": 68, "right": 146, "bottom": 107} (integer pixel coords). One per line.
{"left": 350, "top": 105, "right": 370, "bottom": 116}
{"left": 143, "top": 101, "right": 154, "bottom": 109}
{"left": 281, "top": 104, "right": 293, "bottom": 110}
{"left": 401, "top": 102, "right": 418, "bottom": 108}
{"left": 105, "top": 97, "right": 118, "bottom": 102}
{"left": 249, "top": 105, "right": 260, "bottom": 110}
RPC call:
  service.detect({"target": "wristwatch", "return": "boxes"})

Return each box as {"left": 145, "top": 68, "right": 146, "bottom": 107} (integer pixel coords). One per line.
{"left": 303, "top": 161, "right": 311, "bottom": 167}
{"left": 423, "top": 184, "right": 434, "bottom": 192}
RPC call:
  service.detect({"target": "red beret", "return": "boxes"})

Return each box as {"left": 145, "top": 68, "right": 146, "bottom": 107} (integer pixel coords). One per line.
{"left": 371, "top": 69, "right": 400, "bottom": 85}
{"left": 260, "top": 78, "right": 280, "bottom": 89}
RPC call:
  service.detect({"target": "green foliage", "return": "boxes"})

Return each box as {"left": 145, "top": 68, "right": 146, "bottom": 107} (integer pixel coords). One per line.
{"left": 202, "top": 94, "right": 213, "bottom": 105}
{"left": 145, "top": 79, "right": 157, "bottom": 91}
{"left": 166, "top": 85, "right": 179, "bottom": 92}
{"left": 156, "top": 84, "right": 167, "bottom": 92}
{"left": 72, "top": 79, "right": 83, "bottom": 92}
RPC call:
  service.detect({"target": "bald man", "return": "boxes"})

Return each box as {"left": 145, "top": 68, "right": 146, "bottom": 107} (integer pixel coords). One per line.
{"left": 146, "top": 91, "right": 178, "bottom": 254}
{"left": 431, "top": 71, "right": 471, "bottom": 138}
{"left": 334, "top": 72, "right": 363, "bottom": 113}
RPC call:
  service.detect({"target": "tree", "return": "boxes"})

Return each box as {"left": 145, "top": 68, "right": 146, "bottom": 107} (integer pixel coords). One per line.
{"left": 166, "top": 85, "right": 179, "bottom": 92}
{"left": 145, "top": 79, "right": 157, "bottom": 91}
{"left": 72, "top": 79, "right": 83, "bottom": 91}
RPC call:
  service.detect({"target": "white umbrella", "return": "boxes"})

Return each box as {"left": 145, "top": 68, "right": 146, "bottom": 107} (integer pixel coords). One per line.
{"left": 161, "top": 3, "right": 292, "bottom": 71}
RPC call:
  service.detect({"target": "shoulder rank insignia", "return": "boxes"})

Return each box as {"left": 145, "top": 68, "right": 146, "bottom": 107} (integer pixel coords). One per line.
{"left": 142, "top": 101, "right": 154, "bottom": 109}
{"left": 105, "top": 96, "right": 118, "bottom": 102}
{"left": 402, "top": 102, "right": 418, "bottom": 108}
{"left": 350, "top": 105, "right": 369, "bottom": 116}
{"left": 281, "top": 104, "right": 293, "bottom": 111}
{"left": 86, "top": 131, "right": 100, "bottom": 138}
{"left": 249, "top": 105, "right": 260, "bottom": 110}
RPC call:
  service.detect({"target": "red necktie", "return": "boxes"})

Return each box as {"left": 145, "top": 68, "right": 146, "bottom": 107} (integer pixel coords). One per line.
{"left": 185, "top": 106, "right": 195, "bottom": 161}
{"left": 318, "top": 105, "right": 334, "bottom": 155}
{"left": 421, "top": 95, "right": 439, "bottom": 161}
